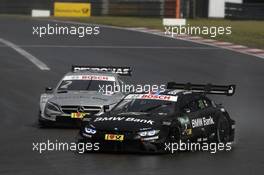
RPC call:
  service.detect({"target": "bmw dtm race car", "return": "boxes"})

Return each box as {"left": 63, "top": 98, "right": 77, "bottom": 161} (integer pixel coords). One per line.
{"left": 78, "top": 82, "right": 236, "bottom": 153}
{"left": 39, "top": 66, "right": 132, "bottom": 127}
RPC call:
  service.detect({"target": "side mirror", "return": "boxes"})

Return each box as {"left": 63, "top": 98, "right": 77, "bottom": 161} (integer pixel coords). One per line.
{"left": 103, "top": 105, "right": 110, "bottom": 112}
{"left": 45, "top": 87, "right": 53, "bottom": 93}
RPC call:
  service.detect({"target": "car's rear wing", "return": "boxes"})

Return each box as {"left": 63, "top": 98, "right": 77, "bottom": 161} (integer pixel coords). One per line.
{"left": 167, "top": 82, "right": 236, "bottom": 96}
{"left": 71, "top": 65, "right": 132, "bottom": 76}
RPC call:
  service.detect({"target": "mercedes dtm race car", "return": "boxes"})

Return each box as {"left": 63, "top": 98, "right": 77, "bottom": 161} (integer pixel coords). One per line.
{"left": 39, "top": 66, "right": 132, "bottom": 127}
{"left": 78, "top": 82, "right": 236, "bottom": 153}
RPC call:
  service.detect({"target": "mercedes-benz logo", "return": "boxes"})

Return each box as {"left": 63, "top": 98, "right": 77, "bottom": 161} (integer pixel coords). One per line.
{"left": 77, "top": 106, "right": 85, "bottom": 113}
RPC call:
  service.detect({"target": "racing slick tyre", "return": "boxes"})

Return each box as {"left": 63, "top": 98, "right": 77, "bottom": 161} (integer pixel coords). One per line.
{"left": 169, "top": 125, "right": 181, "bottom": 143}
{"left": 215, "top": 114, "right": 231, "bottom": 143}
{"left": 38, "top": 119, "right": 51, "bottom": 128}
{"left": 163, "top": 124, "right": 182, "bottom": 154}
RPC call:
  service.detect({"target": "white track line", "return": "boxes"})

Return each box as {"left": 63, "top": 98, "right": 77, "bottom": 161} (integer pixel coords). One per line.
{"left": 0, "top": 44, "right": 218, "bottom": 49}
{"left": 37, "top": 18, "right": 264, "bottom": 60}
{"left": 0, "top": 38, "right": 50, "bottom": 70}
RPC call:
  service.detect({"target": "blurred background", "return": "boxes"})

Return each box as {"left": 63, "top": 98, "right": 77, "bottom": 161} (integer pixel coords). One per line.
{"left": 0, "top": 0, "right": 263, "bottom": 20}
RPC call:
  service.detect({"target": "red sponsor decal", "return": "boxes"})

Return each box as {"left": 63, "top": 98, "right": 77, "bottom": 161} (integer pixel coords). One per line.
{"left": 81, "top": 75, "right": 109, "bottom": 80}
{"left": 141, "top": 94, "right": 171, "bottom": 100}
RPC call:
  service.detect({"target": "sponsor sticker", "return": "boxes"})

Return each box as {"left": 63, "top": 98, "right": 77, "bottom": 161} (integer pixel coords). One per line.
{"left": 125, "top": 94, "right": 178, "bottom": 102}
{"left": 105, "top": 134, "right": 124, "bottom": 141}
{"left": 94, "top": 117, "right": 154, "bottom": 125}
{"left": 54, "top": 2, "right": 91, "bottom": 17}
{"left": 191, "top": 117, "right": 214, "bottom": 128}
{"left": 71, "top": 112, "right": 86, "bottom": 118}
{"left": 186, "top": 129, "right": 192, "bottom": 135}
{"left": 63, "top": 75, "right": 115, "bottom": 81}
{"left": 73, "top": 66, "right": 131, "bottom": 75}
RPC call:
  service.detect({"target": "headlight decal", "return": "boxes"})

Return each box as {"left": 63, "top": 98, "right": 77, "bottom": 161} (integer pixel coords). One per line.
{"left": 45, "top": 102, "right": 61, "bottom": 112}
{"left": 138, "top": 130, "right": 160, "bottom": 137}
{"left": 84, "top": 127, "right": 97, "bottom": 134}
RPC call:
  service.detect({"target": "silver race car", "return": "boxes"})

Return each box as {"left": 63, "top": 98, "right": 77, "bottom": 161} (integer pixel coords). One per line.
{"left": 39, "top": 66, "right": 132, "bottom": 127}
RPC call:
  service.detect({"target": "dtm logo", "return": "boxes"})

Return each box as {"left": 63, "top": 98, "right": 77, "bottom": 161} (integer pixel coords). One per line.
{"left": 94, "top": 117, "right": 154, "bottom": 125}
{"left": 191, "top": 117, "right": 214, "bottom": 128}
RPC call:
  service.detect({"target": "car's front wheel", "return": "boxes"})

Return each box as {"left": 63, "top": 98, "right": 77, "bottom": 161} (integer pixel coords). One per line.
{"left": 38, "top": 111, "right": 52, "bottom": 128}
{"left": 168, "top": 125, "right": 181, "bottom": 143}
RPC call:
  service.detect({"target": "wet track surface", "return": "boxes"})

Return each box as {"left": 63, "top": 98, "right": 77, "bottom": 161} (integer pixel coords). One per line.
{"left": 0, "top": 16, "right": 263, "bottom": 175}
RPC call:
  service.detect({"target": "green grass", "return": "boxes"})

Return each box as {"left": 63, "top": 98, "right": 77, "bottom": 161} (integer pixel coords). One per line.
{"left": 56, "top": 16, "right": 264, "bottom": 49}
{"left": 188, "top": 19, "right": 264, "bottom": 49}
{"left": 56, "top": 16, "right": 163, "bottom": 29}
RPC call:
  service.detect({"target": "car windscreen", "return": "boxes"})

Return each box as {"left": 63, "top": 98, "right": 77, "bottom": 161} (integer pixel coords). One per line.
{"left": 111, "top": 99, "right": 175, "bottom": 115}
{"left": 57, "top": 80, "right": 115, "bottom": 91}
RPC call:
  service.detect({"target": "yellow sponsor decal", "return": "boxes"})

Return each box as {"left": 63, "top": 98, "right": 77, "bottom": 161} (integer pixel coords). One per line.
{"left": 105, "top": 134, "right": 124, "bottom": 141}
{"left": 71, "top": 112, "right": 86, "bottom": 119}
{"left": 186, "top": 129, "right": 192, "bottom": 135}
{"left": 54, "top": 2, "right": 91, "bottom": 17}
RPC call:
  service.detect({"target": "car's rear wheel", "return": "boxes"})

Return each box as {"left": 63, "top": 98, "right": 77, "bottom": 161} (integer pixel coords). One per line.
{"left": 38, "top": 119, "right": 49, "bottom": 128}
{"left": 216, "top": 115, "right": 230, "bottom": 143}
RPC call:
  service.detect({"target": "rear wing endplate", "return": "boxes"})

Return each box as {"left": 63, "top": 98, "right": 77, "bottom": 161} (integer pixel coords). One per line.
{"left": 167, "top": 82, "right": 236, "bottom": 96}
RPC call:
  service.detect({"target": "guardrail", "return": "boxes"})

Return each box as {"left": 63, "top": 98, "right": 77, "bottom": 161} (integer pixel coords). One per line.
{"left": 225, "top": 3, "right": 264, "bottom": 20}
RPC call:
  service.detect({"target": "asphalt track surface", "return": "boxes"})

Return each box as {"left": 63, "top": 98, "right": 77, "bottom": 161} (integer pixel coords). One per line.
{"left": 0, "top": 16, "right": 263, "bottom": 175}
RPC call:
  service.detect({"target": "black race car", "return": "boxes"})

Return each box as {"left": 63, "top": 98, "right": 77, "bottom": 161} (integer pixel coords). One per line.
{"left": 78, "top": 82, "right": 236, "bottom": 153}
